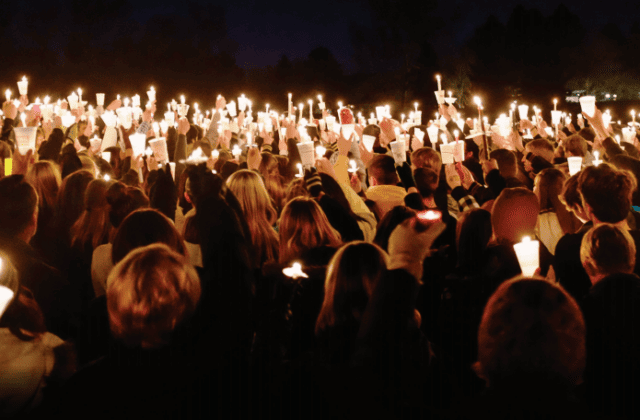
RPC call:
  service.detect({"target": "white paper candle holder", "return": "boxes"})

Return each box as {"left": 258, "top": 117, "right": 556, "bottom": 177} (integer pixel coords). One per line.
{"left": 389, "top": 140, "right": 406, "bottom": 164}
{"left": 567, "top": 156, "right": 583, "bottom": 176}
{"left": 513, "top": 236, "right": 540, "bottom": 277}
{"left": 14, "top": 127, "right": 37, "bottom": 155}
{"left": 579, "top": 96, "right": 596, "bottom": 118}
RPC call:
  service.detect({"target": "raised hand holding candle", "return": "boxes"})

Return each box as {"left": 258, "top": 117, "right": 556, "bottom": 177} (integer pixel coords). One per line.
{"left": 513, "top": 236, "right": 540, "bottom": 277}
{"left": 18, "top": 76, "right": 28, "bottom": 95}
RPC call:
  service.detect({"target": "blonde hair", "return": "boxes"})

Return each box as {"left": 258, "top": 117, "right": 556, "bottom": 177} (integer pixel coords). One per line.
{"left": 258, "top": 153, "right": 287, "bottom": 212}
{"left": 315, "top": 242, "right": 388, "bottom": 335}
{"left": 227, "top": 170, "right": 279, "bottom": 267}
{"left": 580, "top": 224, "right": 636, "bottom": 278}
{"left": 107, "top": 243, "right": 201, "bottom": 349}
{"left": 26, "top": 160, "right": 61, "bottom": 213}
{"left": 279, "top": 197, "right": 342, "bottom": 264}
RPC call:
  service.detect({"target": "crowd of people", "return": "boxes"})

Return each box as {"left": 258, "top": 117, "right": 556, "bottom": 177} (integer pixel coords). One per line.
{"left": 0, "top": 88, "right": 639, "bottom": 419}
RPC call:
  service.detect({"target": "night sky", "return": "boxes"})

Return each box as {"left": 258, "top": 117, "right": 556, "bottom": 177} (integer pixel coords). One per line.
{"left": 8, "top": 0, "right": 640, "bottom": 74}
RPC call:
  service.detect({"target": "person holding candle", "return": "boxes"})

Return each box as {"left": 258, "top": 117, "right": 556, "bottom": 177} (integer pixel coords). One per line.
{"left": 484, "top": 188, "right": 552, "bottom": 292}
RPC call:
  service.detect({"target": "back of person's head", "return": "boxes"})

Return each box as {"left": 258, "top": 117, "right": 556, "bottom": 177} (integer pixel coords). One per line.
{"left": 367, "top": 154, "right": 398, "bottom": 185}
{"left": 315, "top": 241, "right": 388, "bottom": 335}
{"left": 580, "top": 224, "right": 635, "bottom": 281}
{"left": 465, "top": 139, "right": 480, "bottom": 160}
{"left": 25, "top": 160, "right": 61, "bottom": 212}
{"left": 60, "top": 150, "right": 83, "bottom": 179}
{"left": 490, "top": 149, "right": 518, "bottom": 178}
{"left": 411, "top": 147, "right": 442, "bottom": 175}
{"left": 559, "top": 174, "right": 582, "bottom": 214}
{"left": 111, "top": 208, "right": 186, "bottom": 264}
{"left": 577, "top": 127, "right": 596, "bottom": 142}
{"left": 373, "top": 205, "right": 417, "bottom": 252}
{"left": 226, "top": 170, "right": 277, "bottom": 225}
{"left": 0, "top": 254, "right": 46, "bottom": 341}
{"left": 491, "top": 187, "right": 539, "bottom": 244}
{"left": 106, "top": 181, "right": 150, "bottom": 229}
{"left": 107, "top": 244, "right": 200, "bottom": 349}
{"left": 285, "top": 178, "right": 310, "bottom": 203}
{"left": 534, "top": 168, "right": 566, "bottom": 211}
{"left": 563, "top": 134, "right": 588, "bottom": 157}
{"left": 0, "top": 175, "right": 38, "bottom": 240}
{"left": 79, "top": 155, "right": 97, "bottom": 177}
{"left": 279, "top": 197, "right": 342, "bottom": 264}
{"left": 54, "top": 170, "right": 93, "bottom": 233}
{"left": 457, "top": 208, "right": 492, "bottom": 270}
{"left": 413, "top": 167, "right": 439, "bottom": 199}
{"left": 70, "top": 179, "right": 111, "bottom": 250}
{"left": 475, "top": 277, "right": 586, "bottom": 389}
{"left": 259, "top": 152, "right": 286, "bottom": 210}
{"left": 527, "top": 138, "right": 555, "bottom": 163}
{"left": 578, "top": 163, "right": 637, "bottom": 223}
{"left": 227, "top": 170, "right": 279, "bottom": 267}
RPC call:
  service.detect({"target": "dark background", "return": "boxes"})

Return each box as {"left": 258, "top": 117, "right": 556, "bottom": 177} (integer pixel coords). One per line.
{"left": 3, "top": 0, "right": 640, "bottom": 118}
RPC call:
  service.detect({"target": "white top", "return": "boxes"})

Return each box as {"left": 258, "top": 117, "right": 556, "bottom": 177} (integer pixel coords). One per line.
{"left": 0, "top": 329, "right": 64, "bottom": 417}
{"left": 536, "top": 211, "right": 564, "bottom": 255}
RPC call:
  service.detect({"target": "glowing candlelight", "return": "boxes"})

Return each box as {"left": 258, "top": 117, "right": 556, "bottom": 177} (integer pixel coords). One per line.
{"left": 338, "top": 101, "right": 343, "bottom": 109}
{"left": 181, "top": 95, "right": 185, "bottom": 105}
{"left": 147, "top": 86, "right": 155, "bottom": 101}
{"left": 295, "top": 163, "right": 304, "bottom": 178}
{"left": 553, "top": 98, "right": 557, "bottom": 111}
{"left": 440, "top": 133, "right": 448, "bottom": 145}
{"left": 632, "top": 110, "right": 636, "bottom": 124}
{"left": 283, "top": 262, "right": 308, "bottom": 279}
{"left": 308, "top": 99, "right": 313, "bottom": 120}
{"left": 436, "top": 74, "right": 442, "bottom": 91}
{"left": 513, "top": 236, "right": 540, "bottom": 277}
{"left": 20, "top": 113, "right": 26, "bottom": 126}
{"left": 454, "top": 129, "right": 459, "bottom": 141}
{"left": 316, "top": 145, "right": 326, "bottom": 158}
{"left": 17, "top": 76, "right": 28, "bottom": 95}
{"left": 44, "top": 96, "right": 50, "bottom": 105}
{"left": 5, "top": 89, "right": 11, "bottom": 102}
{"left": 401, "top": 114, "right": 405, "bottom": 124}
{"left": 298, "top": 103, "right": 303, "bottom": 120}
{"left": 212, "top": 149, "right": 219, "bottom": 159}
{"left": 232, "top": 145, "right": 242, "bottom": 158}
{"left": 124, "top": 97, "right": 130, "bottom": 108}
{"left": 117, "top": 94, "right": 121, "bottom": 101}
{"left": 348, "top": 159, "right": 358, "bottom": 173}
{"left": 77, "top": 88, "right": 82, "bottom": 101}
{"left": 414, "top": 102, "right": 419, "bottom": 113}
{"left": 448, "top": 91, "right": 452, "bottom": 99}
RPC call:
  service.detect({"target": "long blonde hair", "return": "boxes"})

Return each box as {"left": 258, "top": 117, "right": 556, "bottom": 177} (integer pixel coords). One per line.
{"left": 315, "top": 241, "right": 388, "bottom": 336}
{"left": 70, "top": 179, "right": 112, "bottom": 250}
{"left": 278, "top": 197, "right": 342, "bottom": 264}
{"left": 25, "top": 161, "right": 61, "bottom": 214}
{"left": 227, "top": 170, "right": 279, "bottom": 268}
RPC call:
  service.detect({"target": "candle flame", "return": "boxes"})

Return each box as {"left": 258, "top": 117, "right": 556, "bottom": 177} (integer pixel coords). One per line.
{"left": 522, "top": 236, "right": 531, "bottom": 243}
{"left": 21, "top": 76, "right": 27, "bottom": 82}
{"left": 474, "top": 96, "right": 482, "bottom": 107}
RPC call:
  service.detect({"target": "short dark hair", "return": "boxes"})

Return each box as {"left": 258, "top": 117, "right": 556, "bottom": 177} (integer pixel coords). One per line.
{"left": 579, "top": 163, "right": 637, "bottom": 223}
{"left": 0, "top": 175, "right": 38, "bottom": 238}
{"left": 564, "top": 134, "right": 588, "bottom": 157}
{"left": 367, "top": 154, "right": 399, "bottom": 185}
{"left": 490, "top": 149, "right": 517, "bottom": 178}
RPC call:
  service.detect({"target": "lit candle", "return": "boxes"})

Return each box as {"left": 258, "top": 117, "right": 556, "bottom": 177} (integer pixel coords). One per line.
{"left": 298, "top": 103, "right": 303, "bottom": 121}
{"left": 167, "top": 103, "right": 171, "bottom": 112}
{"left": 147, "top": 86, "right": 155, "bottom": 101}
{"left": 232, "top": 145, "right": 241, "bottom": 158}
{"left": 308, "top": 99, "right": 313, "bottom": 120}
{"left": 513, "top": 236, "right": 540, "bottom": 277}
{"left": 282, "top": 262, "right": 308, "bottom": 279}
{"left": 401, "top": 114, "right": 405, "bottom": 124}
{"left": 348, "top": 159, "right": 358, "bottom": 173}
{"left": 246, "top": 132, "right": 252, "bottom": 146}
{"left": 5, "top": 89, "right": 11, "bottom": 102}
{"left": 448, "top": 91, "right": 452, "bottom": 99}
{"left": 117, "top": 94, "right": 121, "bottom": 101}
{"left": 316, "top": 145, "right": 326, "bottom": 158}
{"left": 436, "top": 74, "right": 441, "bottom": 91}
{"left": 553, "top": 98, "right": 557, "bottom": 111}
{"left": 77, "top": 88, "right": 82, "bottom": 101}
{"left": 593, "top": 150, "right": 602, "bottom": 167}
{"left": 288, "top": 93, "right": 292, "bottom": 116}
{"left": 18, "top": 76, "right": 28, "bottom": 95}
{"left": 440, "top": 133, "right": 448, "bottom": 145}
{"left": 266, "top": 103, "right": 270, "bottom": 113}
{"left": 44, "top": 96, "right": 50, "bottom": 105}
{"left": 295, "top": 163, "right": 303, "bottom": 178}
{"left": 20, "top": 113, "right": 26, "bottom": 127}
{"left": 124, "top": 97, "right": 130, "bottom": 108}
{"left": 414, "top": 102, "right": 419, "bottom": 113}
{"left": 212, "top": 149, "right": 220, "bottom": 159}
{"left": 181, "top": 95, "right": 185, "bottom": 105}
{"left": 454, "top": 129, "right": 459, "bottom": 141}
{"left": 632, "top": 110, "right": 636, "bottom": 124}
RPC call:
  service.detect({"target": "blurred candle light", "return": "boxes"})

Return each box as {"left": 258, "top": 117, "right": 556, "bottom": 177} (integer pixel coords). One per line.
{"left": 283, "top": 262, "right": 308, "bottom": 279}
{"left": 513, "top": 236, "right": 540, "bottom": 277}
